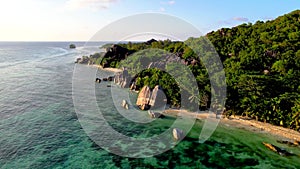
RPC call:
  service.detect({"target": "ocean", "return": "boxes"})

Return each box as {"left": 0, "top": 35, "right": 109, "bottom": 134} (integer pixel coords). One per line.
{"left": 0, "top": 42, "right": 299, "bottom": 168}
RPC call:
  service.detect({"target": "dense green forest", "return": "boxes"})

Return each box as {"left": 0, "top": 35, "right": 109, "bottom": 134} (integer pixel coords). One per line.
{"left": 206, "top": 10, "right": 300, "bottom": 130}
{"left": 83, "top": 10, "right": 300, "bottom": 130}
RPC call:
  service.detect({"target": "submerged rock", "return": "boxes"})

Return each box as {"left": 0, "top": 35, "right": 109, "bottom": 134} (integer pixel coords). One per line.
{"left": 148, "top": 110, "right": 164, "bottom": 118}
{"left": 107, "top": 76, "right": 114, "bottom": 81}
{"left": 277, "top": 140, "right": 300, "bottom": 147}
{"left": 95, "top": 78, "right": 101, "bottom": 83}
{"left": 262, "top": 142, "right": 293, "bottom": 156}
{"left": 173, "top": 128, "right": 184, "bottom": 141}
{"left": 121, "top": 100, "right": 129, "bottom": 110}
{"left": 122, "top": 99, "right": 127, "bottom": 107}
{"left": 75, "top": 57, "right": 89, "bottom": 64}
{"left": 124, "top": 104, "right": 129, "bottom": 110}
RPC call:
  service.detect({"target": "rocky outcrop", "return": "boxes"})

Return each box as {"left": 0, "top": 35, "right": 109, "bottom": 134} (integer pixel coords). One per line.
{"left": 75, "top": 57, "right": 89, "bottom": 64}
{"left": 102, "top": 45, "right": 132, "bottom": 68}
{"left": 262, "top": 142, "right": 293, "bottom": 156}
{"left": 95, "top": 78, "right": 101, "bottom": 83}
{"left": 114, "top": 68, "right": 131, "bottom": 88}
{"left": 107, "top": 76, "right": 114, "bottom": 81}
{"left": 145, "top": 38, "right": 158, "bottom": 45}
{"left": 130, "top": 81, "right": 137, "bottom": 91}
{"left": 122, "top": 100, "right": 129, "bottom": 110}
{"left": 96, "top": 76, "right": 115, "bottom": 84}
{"left": 135, "top": 85, "right": 167, "bottom": 111}
{"left": 136, "top": 86, "right": 151, "bottom": 110}
{"left": 147, "top": 53, "right": 185, "bottom": 69}
{"left": 114, "top": 74, "right": 120, "bottom": 84}
{"left": 148, "top": 110, "right": 164, "bottom": 118}
{"left": 277, "top": 140, "right": 300, "bottom": 146}
{"left": 149, "top": 85, "right": 167, "bottom": 109}
{"left": 69, "top": 44, "right": 76, "bottom": 49}
{"left": 106, "top": 44, "right": 129, "bottom": 59}
{"left": 173, "top": 128, "right": 184, "bottom": 141}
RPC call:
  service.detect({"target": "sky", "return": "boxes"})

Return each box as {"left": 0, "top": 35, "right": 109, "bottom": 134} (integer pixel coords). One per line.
{"left": 0, "top": 0, "right": 299, "bottom": 41}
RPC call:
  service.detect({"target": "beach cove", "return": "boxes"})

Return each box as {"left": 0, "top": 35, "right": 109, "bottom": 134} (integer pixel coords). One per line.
{"left": 0, "top": 42, "right": 299, "bottom": 168}
{"left": 88, "top": 64, "right": 300, "bottom": 168}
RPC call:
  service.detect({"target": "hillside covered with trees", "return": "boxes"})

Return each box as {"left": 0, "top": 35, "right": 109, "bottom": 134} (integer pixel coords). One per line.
{"left": 79, "top": 10, "right": 300, "bottom": 130}
{"left": 206, "top": 10, "right": 300, "bottom": 130}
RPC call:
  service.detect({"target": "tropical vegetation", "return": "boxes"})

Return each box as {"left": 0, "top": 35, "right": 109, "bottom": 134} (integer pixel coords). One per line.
{"left": 79, "top": 10, "right": 300, "bottom": 130}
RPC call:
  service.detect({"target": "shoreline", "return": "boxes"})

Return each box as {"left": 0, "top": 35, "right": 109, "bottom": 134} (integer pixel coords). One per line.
{"left": 91, "top": 64, "right": 123, "bottom": 73}
{"left": 96, "top": 66, "right": 300, "bottom": 142}
{"left": 163, "top": 109, "right": 300, "bottom": 142}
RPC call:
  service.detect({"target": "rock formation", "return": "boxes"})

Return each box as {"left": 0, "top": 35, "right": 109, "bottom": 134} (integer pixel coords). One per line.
{"left": 136, "top": 86, "right": 151, "bottom": 110}
{"left": 95, "top": 78, "right": 101, "bottom": 83}
{"left": 262, "top": 142, "right": 293, "bottom": 156}
{"left": 124, "top": 104, "right": 129, "bottom": 110}
{"left": 148, "top": 110, "right": 164, "bottom": 118}
{"left": 107, "top": 76, "right": 114, "bottom": 81}
{"left": 130, "top": 81, "right": 137, "bottom": 91}
{"left": 102, "top": 45, "right": 132, "bottom": 68}
{"left": 121, "top": 100, "right": 129, "bottom": 110}
{"left": 147, "top": 53, "right": 184, "bottom": 69}
{"left": 114, "top": 74, "right": 120, "bottom": 84}
{"left": 75, "top": 57, "right": 89, "bottom": 64}
{"left": 277, "top": 140, "right": 300, "bottom": 146}
{"left": 173, "top": 128, "right": 184, "bottom": 141}
{"left": 149, "top": 85, "right": 167, "bottom": 109}
{"left": 135, "top": 85, "right": 168, "bottom": 111}
{"left": 145, "top": 38, "right": 157, "bottom": 45}
{"left": 69, "top": 44, "right": 76, "bottom": 49}
{"left": 122, "top": 100, "right": 127, "bottom": 107}
{"left": 114, "top": 68, "right": 131, "bottom": 88}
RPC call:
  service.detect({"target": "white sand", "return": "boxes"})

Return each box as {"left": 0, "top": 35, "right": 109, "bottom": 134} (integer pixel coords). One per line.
{"left": 163, "top": 109, "right": 300, "bottom": 141}
{"left": 91, "top": 64, "right": 122, "bottom": 73}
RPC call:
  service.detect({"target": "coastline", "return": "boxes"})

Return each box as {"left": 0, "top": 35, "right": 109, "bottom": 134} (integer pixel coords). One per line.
{"left": 91, "top": 64, "right": 122, "bottom": 73}
{"left": 163, "top": 109, "right": 300, "bottom": 142}
{"left": 96, "top": 66, "right": 300, "bottom": 142}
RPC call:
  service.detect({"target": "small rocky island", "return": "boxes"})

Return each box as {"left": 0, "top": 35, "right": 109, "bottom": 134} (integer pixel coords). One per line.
{"left": 69, "top": 44, "right": 76, "bottom": 49}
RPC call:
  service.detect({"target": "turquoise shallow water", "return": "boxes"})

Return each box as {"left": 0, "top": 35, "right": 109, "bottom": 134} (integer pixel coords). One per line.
{"left": 0, "top": 42, "right": 299, "bottom": 168}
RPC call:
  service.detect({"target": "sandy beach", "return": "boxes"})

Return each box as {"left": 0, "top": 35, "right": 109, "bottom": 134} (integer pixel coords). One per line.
{"left": 100, "top": 66, "right": 300, "bottom": 143}
{"left": 163, "top": 109, "right": 300, "bottom": 142}
{"left": 91, "top": 64, "right": 123, "bottom": 73}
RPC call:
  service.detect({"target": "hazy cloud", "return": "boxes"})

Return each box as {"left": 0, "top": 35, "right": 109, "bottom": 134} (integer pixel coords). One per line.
{"left": 218, "top": 20, "right": 232, "bottom": 25}
{"left": 160, "top": 0, "right": 175, "bottom": 5}
{"left": 66, "top": 0, "right": 118, "bottom": 11}
{"left": 233, "top": 17, "right": 249, "bottom": 22}
{"left": 168, "top": 0, "right": 175, "bottom": 5}
{"left": 218, "top": 16, "right": 249, "bottom": 26}
{"left": 160, "top": 7, "right": 166, "bottom": 12}
{"left": 262, "top": 16, "right": 274, "bottom": 21}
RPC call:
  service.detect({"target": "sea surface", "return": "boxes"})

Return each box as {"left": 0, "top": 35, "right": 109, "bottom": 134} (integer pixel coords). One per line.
{"left": 0, "top": 42, "right": 299, "bottom": 168}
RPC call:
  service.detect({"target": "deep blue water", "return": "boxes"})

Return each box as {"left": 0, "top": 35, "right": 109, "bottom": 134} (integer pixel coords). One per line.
{"left": 0, "top": 42, "right": 299, "bottom": 168}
